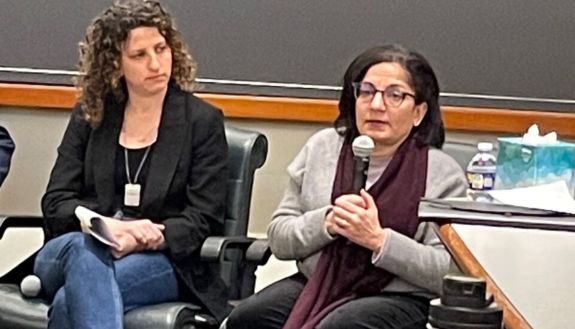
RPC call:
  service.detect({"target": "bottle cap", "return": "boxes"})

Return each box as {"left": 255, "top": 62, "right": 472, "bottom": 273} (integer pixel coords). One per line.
{"left": 477, "top": 142, "right": 493, "bottom": 152}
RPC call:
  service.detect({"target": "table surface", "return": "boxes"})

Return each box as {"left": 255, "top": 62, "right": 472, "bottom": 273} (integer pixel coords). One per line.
{"left": 441, "top": 223, "right": 575, "bottom": 329}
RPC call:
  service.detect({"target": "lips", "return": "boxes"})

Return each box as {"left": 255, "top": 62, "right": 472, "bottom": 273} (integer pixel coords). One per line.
{"left": 147, "top": 74, "right": 166, "bottom": 80}
{"left": 366, "top": 119, "right": 388, "bottom": 125}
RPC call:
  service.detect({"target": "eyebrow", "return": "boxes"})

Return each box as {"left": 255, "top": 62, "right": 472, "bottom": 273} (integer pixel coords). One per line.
{"left": 124, "top": 39, "right": 168, "bottom": 55}
{"left": 363, "top": 81, "right": 407, "bottom": 90}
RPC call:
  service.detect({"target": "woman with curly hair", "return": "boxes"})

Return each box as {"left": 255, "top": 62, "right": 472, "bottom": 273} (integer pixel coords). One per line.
{"left": 34, "top": 0, "right": 229, "bottom": 327}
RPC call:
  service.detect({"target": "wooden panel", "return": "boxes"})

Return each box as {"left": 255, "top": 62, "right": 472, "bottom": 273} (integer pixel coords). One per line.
{"left": 439, "top": 224, "right": 533, "bottom": 329}
{"left": 0, "top": 83, "right": 78, "bottom": 109}
{"left": 204, "top": 93, "right": 337, "bottom": 122}
{"left": 442, "top": 106, "right": 575, "bottom": 138}
{"left": 1, "top": 83, "right": 575, "bottom": 138}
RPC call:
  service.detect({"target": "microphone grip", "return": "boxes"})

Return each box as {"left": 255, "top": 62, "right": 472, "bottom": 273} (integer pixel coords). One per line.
{"left": 351, "top": 156, "right": 369, "bottom": 194}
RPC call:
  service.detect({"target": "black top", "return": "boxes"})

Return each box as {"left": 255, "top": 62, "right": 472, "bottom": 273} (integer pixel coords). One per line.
{"left": 114, "top": 144, "right": 153, "bottom": 218}
{"left": 41, "top": 83, "right": 231, "bottom": 320}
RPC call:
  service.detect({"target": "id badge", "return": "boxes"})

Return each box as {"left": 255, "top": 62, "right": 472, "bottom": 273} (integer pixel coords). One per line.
{"left": 124, "top": 183, "right": 141, "bottom": 207}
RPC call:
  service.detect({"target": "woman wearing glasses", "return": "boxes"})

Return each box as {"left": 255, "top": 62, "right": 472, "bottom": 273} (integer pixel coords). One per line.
{"left": 225, "top": 44, "right": 467, "bottom": 329}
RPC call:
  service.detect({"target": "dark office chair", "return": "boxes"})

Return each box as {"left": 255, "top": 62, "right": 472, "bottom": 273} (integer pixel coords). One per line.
{"left": 0, "top": 125, "right": 271, "bottom": 329}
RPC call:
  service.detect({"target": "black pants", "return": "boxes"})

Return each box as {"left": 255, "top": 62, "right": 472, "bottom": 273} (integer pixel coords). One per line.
{"left": 226, "top": 273, "right": 430, "bottom": 329}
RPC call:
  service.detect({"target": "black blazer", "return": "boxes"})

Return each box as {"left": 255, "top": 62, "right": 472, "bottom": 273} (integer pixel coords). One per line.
{"left": 41, "top": 84, "right": 230, "bottom": 320}
{"left": 0, "top": 125, "right": 15, "bottom": 187}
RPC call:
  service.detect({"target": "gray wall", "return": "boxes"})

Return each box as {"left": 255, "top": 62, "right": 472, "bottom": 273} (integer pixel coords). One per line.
{"left": 0, "top": 106, "right": 325, "bottom": 234}
{"left": 0, "top": 106, "right": 498, "bottom": 235}
{"left": 1, "top": 1, "right": 574, "bottom": 110}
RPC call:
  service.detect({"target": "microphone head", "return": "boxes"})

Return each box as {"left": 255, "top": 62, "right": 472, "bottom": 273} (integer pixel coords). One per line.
{"left": 20, "top": 275, "right": 42, "bottom": 298}
{"left": 352, "top": 135, "right": 375, "bottom": 158}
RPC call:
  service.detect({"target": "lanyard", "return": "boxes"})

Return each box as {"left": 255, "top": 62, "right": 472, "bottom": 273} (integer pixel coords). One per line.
{"left": 124, "top": 146, "right": 151, "bottom": 184}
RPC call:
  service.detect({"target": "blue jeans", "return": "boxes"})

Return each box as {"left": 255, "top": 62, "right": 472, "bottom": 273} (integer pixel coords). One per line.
{"left": 34, "top": 232, "right": 180, "bottom": 329}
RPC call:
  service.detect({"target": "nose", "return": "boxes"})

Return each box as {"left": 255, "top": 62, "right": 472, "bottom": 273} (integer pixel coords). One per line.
{"left": 369, "top": 91, "right": 387, "bottom": 111}
{"left": 148, "top": 53, "right": 160, "bottom": 71}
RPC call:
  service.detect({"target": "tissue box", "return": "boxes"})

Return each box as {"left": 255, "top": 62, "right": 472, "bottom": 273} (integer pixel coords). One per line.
{"left": 495, "top": 137, "right": 575, "bottom": 194}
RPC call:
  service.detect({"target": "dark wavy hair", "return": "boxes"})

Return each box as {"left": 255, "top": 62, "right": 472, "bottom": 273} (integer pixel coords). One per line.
{"left": 334, "top": 44, "right": 445, "bottom": 148}
{"left": 75, "top": 0, "right": 197, "bottom": 127}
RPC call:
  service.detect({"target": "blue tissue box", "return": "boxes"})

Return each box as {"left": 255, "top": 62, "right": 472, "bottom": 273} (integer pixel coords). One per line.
{"left": 495, "top": 137, "right": 575, "bottom": 194}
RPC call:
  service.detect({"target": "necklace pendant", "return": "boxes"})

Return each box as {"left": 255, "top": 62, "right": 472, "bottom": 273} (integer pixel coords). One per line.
{"left": 124, "top": 183, "right": 141, "bottom": 207}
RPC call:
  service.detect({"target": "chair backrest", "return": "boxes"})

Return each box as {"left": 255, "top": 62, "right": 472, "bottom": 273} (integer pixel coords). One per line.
{"left": 0, "top": 125, "right": 269, "bottom": 329}
{"left": 221, "top": 126, "right": 268, "bottom": 300}
{"left": 223, "top": 126, "right": 268, "bottom": 237}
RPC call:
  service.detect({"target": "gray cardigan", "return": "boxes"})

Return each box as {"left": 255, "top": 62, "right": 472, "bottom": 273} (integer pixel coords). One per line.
{"left": 267, "top": 128, "right": 467, "bottom": 296}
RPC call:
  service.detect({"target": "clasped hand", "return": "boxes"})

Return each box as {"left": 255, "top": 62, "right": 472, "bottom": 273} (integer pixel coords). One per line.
{"left": 325, "top": 189, "right": 386, "bottom": 251}
{"left": 101, "top": 218, "right": 166, "bottom": 258}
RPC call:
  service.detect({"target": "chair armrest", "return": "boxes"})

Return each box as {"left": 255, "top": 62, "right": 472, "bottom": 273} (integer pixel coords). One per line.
{"left": 201, "top": 236, "right": 273, "bottom": 301}
{"left": 200, "top": 236, "right": 255, "bottom": 262}
{"left": 124, "top": 302, "right": 218, "bottom": 329}
{"left": 245, "top": 239, "right": 272, "bottom": 266}
{"left": 0, "top": 216, "right": 44, "bottom": 284}
{"left": 200, "top": 236, "right": 272, "bottom": 267}
{"left": 0, "top": 216, "right": 44, "bottom": 239}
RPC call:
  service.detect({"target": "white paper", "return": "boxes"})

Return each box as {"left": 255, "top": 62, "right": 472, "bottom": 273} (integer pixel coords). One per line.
{"left": 74, "top": 206, "right": 118, "bottom": 247}
{"left": 88, "top": 217, "right": 118, "bottom": 247}
{"left": 487, "top": 181, "right": 575, "bottom": 215}
{"left": 74, "top": 206, "right": 100, "bottom": 232}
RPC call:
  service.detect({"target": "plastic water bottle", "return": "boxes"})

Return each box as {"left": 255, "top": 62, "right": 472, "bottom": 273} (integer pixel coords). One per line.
{"left": 466, "top": 142, "right": 497, "bottom": 200}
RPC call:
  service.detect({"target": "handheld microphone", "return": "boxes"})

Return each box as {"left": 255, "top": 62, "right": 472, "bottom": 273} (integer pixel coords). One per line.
{"left": 351, "top": 135, "right": 375, "bottom": 194}
{"left": 20, "top": 275, "right": 42, "bottom": 298}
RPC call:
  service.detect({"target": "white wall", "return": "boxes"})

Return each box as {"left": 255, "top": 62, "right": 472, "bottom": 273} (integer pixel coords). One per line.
{"left": 0, "top": 108, "right": 69, "bottom": 216}
{"left": 0, "top": 106, "right": 328, "bottom": 234}
{"left": 0, "top": 106, "right": 500, "bottom": 235}
{"left": 0, "top": 105, "right": 509, "bottom": 290}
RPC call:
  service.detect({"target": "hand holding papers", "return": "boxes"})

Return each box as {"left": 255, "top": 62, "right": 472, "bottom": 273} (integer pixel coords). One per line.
{"left": 74, "top": 206, "right": 166, "bottom": 258}
{"left": 74, "top": 206, "right": 119, "bottom": 247}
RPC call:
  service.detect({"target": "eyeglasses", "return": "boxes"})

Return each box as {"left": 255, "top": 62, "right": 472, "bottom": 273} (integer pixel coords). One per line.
{"left": 352, "top": 81, "right": 415, "bottom": 108}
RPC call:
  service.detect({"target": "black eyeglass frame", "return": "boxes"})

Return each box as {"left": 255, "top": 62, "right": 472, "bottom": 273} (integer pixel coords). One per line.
{"left": 352, "top": 81, "right": 416, "bottom": 108}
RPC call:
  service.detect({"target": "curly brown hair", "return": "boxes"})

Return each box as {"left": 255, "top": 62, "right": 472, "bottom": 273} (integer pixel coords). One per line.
{"left": 75, "top": 0, "right": 197, "bottom": 127}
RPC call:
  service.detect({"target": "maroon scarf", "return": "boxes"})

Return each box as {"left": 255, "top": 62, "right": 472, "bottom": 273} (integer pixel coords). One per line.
{"left": 283, "top": 133, "right": 428, "bottom": 329}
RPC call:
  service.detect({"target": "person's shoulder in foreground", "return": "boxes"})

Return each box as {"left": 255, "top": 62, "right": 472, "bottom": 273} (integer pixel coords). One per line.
{"left": 0, "top": 125, "right": 15, "bottom": 187}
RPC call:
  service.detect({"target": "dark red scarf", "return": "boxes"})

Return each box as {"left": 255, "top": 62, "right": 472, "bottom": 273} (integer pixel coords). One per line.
{"left": 283, "top": 133, "right": 428, "bottom": 329}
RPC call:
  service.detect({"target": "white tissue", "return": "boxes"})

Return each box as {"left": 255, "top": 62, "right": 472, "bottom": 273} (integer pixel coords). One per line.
{"left": 522, "top": 124, "right": 557, "bottom": 145}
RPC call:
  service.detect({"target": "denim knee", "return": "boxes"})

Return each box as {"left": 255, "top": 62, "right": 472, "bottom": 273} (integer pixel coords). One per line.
{"left": 39, "top": 232, "right": 112, "bottom": 265}
{"left": 37, "top": 232, "right": 84, "bottom": 259}
{"left": 47, "top": 288, "right": 72, "bottom": 329}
